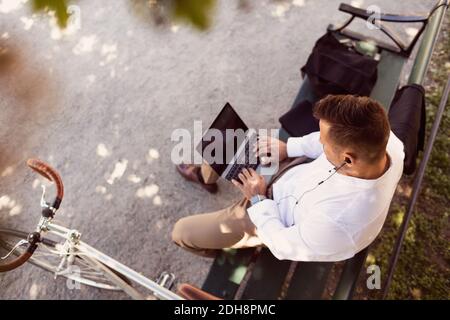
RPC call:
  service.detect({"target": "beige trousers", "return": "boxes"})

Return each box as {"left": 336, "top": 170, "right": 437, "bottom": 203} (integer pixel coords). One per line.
{"left": 171, "top": 157, "right": 309, "bottom": 258}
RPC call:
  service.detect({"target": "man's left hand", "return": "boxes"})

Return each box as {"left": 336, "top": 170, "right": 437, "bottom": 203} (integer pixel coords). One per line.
{"left": 231, "top": 168, "right": 267, "bottom": 200}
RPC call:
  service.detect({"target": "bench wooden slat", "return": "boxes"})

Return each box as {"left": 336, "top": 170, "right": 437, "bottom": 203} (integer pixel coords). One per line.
{"left": 201, "top": 248, "right": 256, "bottom": 299}
{"left": 240, "top": 248, "right": 292, "bottom": 300}
{"left": 285, "top": 262, "right": 334, "bottom": 299}
{"left": 332, "top": 247, "right": 369, "bottom": 300}
{"left": 370, "top": 50, "right": 406, "bottom": 110}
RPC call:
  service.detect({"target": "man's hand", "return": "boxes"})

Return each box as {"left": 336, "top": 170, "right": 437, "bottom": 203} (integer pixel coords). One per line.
{"left": 255, "top": 136, "right": 288, "bottom": 165}
{"left": 231, "top": 168, "right": 267, "bottom": 200}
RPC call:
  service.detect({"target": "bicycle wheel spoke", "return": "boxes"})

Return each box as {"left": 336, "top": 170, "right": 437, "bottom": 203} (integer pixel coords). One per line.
{"left": 74, "top": 268, "right": 104, "bottom": 276}
{"left": 32, "top": 252, "right": 60, "bottom": 258}
{"left": 75, "top": 258, "right": 93, "bottom": 268}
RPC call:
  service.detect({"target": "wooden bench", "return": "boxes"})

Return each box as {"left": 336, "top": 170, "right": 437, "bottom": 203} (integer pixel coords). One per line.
{"left": 195, "top": 1, "right": 449, "bottom": 300}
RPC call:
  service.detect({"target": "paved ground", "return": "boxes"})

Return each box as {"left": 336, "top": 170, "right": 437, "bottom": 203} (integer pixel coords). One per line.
{"left": 0, "top": 0, "right": 435, "bottom": 299}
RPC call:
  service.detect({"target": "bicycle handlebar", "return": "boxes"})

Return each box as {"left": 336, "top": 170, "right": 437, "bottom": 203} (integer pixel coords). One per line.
{"left": 0, "top": 232, "right": 40, "bottom": 272}
{"left": 27, "top": 158, "right": 64, "bottom": 214}
{"left": 0, "top": 159, "right": 64, "bottom": 272}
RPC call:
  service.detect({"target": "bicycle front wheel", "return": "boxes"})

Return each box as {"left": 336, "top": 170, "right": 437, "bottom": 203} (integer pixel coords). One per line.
{"left": 0, "top": 228, "right": 131, "bottom": 291}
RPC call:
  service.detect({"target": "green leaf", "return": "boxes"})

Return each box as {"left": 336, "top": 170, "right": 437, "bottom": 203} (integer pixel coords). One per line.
{"left": 172, "top": 0, "right": 216, "bottom": 30}
{"left": 32, "top": 0, "right": 69, "bottom": 28}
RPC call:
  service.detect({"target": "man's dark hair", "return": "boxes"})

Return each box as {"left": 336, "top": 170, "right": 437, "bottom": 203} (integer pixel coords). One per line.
{"left": 313, "top": 95, "right": 390, "bottom": 163}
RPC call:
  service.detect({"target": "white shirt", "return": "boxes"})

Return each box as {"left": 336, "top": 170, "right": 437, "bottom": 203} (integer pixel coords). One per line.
{"left": 247, "top": 131, "right": 404, "bottom": 262}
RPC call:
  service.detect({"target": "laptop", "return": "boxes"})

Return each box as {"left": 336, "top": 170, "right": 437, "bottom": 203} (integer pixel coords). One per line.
{"left": 198, "top": 103, "right": 259, "bottom": 181}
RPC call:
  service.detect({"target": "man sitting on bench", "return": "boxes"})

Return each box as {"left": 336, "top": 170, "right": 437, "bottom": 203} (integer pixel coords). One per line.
{"left": 172, "top": 95, "right": 405, "bottom": 261}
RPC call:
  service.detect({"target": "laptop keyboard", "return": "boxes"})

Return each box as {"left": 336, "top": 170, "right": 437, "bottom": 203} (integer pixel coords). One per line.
{"left": 225, "top": 139, "right": 259, "bottom": 181}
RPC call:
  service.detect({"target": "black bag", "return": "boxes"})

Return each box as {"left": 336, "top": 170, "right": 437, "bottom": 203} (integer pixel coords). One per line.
{"left": 301, "top": 32, "right": 379, "bottom": 98}
{"left": 279, "top": 100, "right": 319, "bottom": 137}
{"left": 388, "top": 84, "right": 426, "bottom": 175}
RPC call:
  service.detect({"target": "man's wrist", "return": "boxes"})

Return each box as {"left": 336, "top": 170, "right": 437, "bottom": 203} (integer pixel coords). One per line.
{"left": 250, "top": 194, "right": 267, "bottom": 206}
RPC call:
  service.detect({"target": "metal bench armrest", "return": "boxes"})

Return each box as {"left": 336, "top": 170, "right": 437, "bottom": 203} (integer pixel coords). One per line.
{"left": 332, "top": 247, "right": 369, "bottom": 300}
{"left": 339, "top": 3, "right": 428, "bottom": 23}
{"left": 329, "top": 1, "right": 449, "bottom": 57}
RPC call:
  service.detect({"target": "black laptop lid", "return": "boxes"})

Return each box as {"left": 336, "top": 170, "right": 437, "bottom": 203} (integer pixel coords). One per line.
{"left": 199, "top": 103, "right": 248, "bottom": 176}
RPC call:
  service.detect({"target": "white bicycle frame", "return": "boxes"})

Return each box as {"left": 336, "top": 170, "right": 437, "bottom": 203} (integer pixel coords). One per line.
{"left": 37, "top": 217, "right": 183, "bottom": 300}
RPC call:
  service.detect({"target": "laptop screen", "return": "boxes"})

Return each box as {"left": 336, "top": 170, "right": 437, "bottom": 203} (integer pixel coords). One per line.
{"left": 198, "top": 103, "right": 248, "bottom": 176}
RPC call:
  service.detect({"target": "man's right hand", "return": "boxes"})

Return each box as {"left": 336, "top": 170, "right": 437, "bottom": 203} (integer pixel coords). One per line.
{"left": 255, "top": 136, "right": 288, "bottom": 165}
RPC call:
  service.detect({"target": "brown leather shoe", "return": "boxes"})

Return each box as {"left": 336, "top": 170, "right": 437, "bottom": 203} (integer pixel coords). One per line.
{"left": 176, "top": 164, "right": 218, "bottom": 194}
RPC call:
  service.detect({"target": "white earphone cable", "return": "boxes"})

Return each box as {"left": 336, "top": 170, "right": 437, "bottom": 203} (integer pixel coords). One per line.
{"left": 275, "top": 161, "right": 348, "bottom": 217}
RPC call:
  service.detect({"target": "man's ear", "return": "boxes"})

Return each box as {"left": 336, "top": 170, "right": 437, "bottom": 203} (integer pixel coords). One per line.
{"left": 342, "top": 152, "right": 356, "bottom": 166}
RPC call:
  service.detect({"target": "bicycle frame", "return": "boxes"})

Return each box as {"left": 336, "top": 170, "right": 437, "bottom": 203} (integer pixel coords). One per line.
{"left": 39, "top": 219, "right": 183, "bottom": 300}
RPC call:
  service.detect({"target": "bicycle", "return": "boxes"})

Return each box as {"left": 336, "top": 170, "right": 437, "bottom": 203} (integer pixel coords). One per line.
{"left": 0, "top": 158, "right": 184, "bottom": 300}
